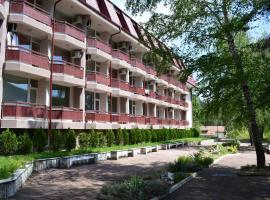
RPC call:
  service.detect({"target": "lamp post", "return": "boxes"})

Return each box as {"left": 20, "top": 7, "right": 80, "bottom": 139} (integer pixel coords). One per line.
{"left": 48, "top": 0, "right": 63, "bottom": 146}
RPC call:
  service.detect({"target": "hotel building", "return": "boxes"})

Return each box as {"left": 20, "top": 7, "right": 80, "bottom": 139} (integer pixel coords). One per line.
{"left": 0, "top": 0, "right": 195, "bottom": 130}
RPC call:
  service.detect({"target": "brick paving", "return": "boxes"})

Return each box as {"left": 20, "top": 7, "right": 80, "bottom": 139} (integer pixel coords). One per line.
{"left": 12, "top": 147, "right": 198, "bottom": 200}
{"left": 166, "top": 150, "right": 270, "bottom": 200}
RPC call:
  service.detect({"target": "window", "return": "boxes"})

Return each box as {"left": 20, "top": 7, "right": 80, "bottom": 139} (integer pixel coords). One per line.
{"left": 129, "top": 100, "right": 136, "bottom": 115}
{"left": 3, "top": 75, "right": 38, "bottom": 103}
{"left": 52, "top": 85, "right": 69, "bottom": 107}
{"left": 86, "top": 61, "right": 100, "bottom": 73}
{"left": 85, "top": 92, "right": 101, "bottom": 111}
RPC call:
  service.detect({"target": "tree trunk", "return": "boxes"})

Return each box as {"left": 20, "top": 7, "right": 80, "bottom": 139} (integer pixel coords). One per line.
{"left": 222, "top": 0, "right": 265, "bottom": 168}
{"left": 248, "top": 125, "right": 253, "bottom": 146}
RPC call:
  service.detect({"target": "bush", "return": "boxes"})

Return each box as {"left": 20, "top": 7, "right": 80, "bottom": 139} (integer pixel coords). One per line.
{"left": 98, "top": 132, "right": 107, "bottom": 147}
{"left": 33, "top": 128, "right": 47, "bottom": 153}
{"left": 51, "top": 130, "right": 63, "bottom": 151}
{"left": 115, "top": 129, "right": 123, "bottom": 145}
{"left": 129, "top": 129, "right": 136, "bottom": 144}
{"left": 99, "top": 176, "right": 169, "bottom": 200}
{"left": 0, "top": 129, "right": 18, "bottom": 155}
{"left": 173, "top": 172, "right": 189, "bottom": 183}
{"left": 79, "top": 132, "right": 89, "bottom": 149}
{"left": 144, "top": 130, "right": 151, "bottom": 143}
{"left": 151, "top": 130, "right": 157, "bottom": 142}
{"left": 89, "top": 129, "right": 99, "bottom": 148}
{"left": 64, "top": 129, "right": 76, "bottom": 151}
{"left": 17, "top": 132, "right": 33, "bottom": 154}
{"left": 106, "top": 130, "right": 115, "bottom": 147}
{"left": 123, "top": 129, "right": 129, "bottom": 145}
{"left": 191, "top": 128, "right": 200, "bottom": 137}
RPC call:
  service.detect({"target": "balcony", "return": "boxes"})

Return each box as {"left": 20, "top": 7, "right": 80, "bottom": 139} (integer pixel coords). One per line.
{"left": 55, "top": 20, "right": 85, "bottom": 42}
{"left": 9, "top": 1, "right": 51, "bottom": 26}
{"left": 2, "top": 102, "right": 47, "bottom": 119}
{"left": 85, "top": 111, "right": 110, "bottom": 122}
{"left": 111, "top": 113, "right": 129, "bottom": 123}
{"left": 111, "top": 79, "right": 130, "bottom": 91}
{"left": 147, "top": 91, "right": 156, "bottom": 99}
{"left": 159, "top": 74, "right": 168, "bottom": 82}
{"left": 86, "top": 72, "right": 110, "bottom": 86}
{"left": 87, "top": 37, "right": 111, "bottom": 55}
{"left": 146, "top": 117, "right": 158, "bottom": 125}
{"left": 158, "top": 118, "right": 166, "bottom": 125}
{"left": 130, "top": 115, "right": 146, "bottom": 124}
{"left": 6, "top": 46, "right": 49, "bottom": 70}
{"left": 53, "top": 60, "right": 84, "bottom": 79}
{"left": 156, "top": 94, "right": 167, "bottom": 102}
{"left": 129, "top": 85, "right": 145, "bottom": 96}
{"left": 146, "top": 66, "right": 157, "bottom": 76}
{"left": 131, "top": 59, "right": 146, "bottom": 72}
{"left": 112, "top": 49, "right": 131, "bottom": 64}
{"left": 51, "top": 107, "right": 83, "bottom": 122}
{"left": 179, "top": 120, "right": 189, "bottom": 126}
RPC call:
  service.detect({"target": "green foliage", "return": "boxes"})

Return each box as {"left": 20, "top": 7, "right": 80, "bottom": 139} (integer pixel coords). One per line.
{"left": 190, "top": 128, "right": 200, "bottom": 137}
{"left": 64, "top": 129, "right": 76, "bottom": 151}
{"left": 129, "top": 129, "right": 137, "bottom": 145}
{"left": 51, "top": 130, "right": 63, "bottom": 152}
{"left": 89, "top": 129, "right": 99, "bottom": 148}
{"left": 115, "top": 129, "right": 123, "bottom": 145}
{"left": 106, "top": 130, "right": 115, "bottom": 147}
{"left": 98, "top": 132, "right": 107, "bottom": 147}
{"left": 173, "top": 172, "right": 189, "bottom": 183}
{"left": 144, "top": 129, "right": 152, "bottom": 143}
{"left": 33, "top": 128, "right": 47, "bottom": 153}
{"left": 78, "top": 132, "right": 89, "bottom": 149}
{"left": 0, "top": 129, "right": 18, "bottom": 155}
{"left": 123, "top": 129, "right": 129, "bottom": 145}
{"left": 99, "top": 176, "right": 169, "bottom": 200}
{"left": 17, "top": 132, "right": 33, "bottom": 154}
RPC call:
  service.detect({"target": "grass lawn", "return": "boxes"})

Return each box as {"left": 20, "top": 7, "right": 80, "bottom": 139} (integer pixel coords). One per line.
{"left": 0, "top": 137, "right": 207, "bottom": 180}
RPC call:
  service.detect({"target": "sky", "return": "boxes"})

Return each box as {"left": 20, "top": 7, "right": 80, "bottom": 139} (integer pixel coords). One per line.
{"left": 111, "top": 0, "right": 270, "bottom": 43}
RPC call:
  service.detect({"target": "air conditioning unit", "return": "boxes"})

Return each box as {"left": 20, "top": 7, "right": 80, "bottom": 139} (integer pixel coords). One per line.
{"left": 71, "top": 50, "right": 82, "bottom": 58}
{"left": 86, "top": 54, "right": 91, "bottom": 62}
{"left": 119, "top": 68, "right": 127, "bottom": 75}
{"left": 72, "top": 16, "right": 83, "bottom": 25}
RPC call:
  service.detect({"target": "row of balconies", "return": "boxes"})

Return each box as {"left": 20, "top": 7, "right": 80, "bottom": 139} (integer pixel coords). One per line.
{"left": 2, "top": 102, "right": 189, "bottom": 126}
{"left": 5, "top": 47, "right": 188, "bottom": 107}
{"left": 8, "top": 1, "right": 188, "bottom": 92}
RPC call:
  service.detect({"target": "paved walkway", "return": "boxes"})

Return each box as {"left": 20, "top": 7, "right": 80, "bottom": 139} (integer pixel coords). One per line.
{"left": 12, "top": 147, "right": 198, "bottom": 200}
{"left": 167, "top": 150, "right": 270, "bottom": 200}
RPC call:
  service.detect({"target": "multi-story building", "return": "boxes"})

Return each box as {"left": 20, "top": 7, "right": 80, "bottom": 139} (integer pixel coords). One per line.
{"left": 0, "top": 0, "right": 195, "bottom": 130}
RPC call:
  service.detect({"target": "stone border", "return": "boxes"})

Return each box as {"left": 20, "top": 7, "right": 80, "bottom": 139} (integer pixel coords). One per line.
{"left": 151, "top": 153, "right": 240, "bottom": 200}
{"left": 0, "top": 139, "right": 211, "bottom": 199}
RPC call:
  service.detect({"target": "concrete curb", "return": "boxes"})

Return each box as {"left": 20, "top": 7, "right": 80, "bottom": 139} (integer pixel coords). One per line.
{"left": 151, "top": 153, "right": 240, "bottom": 200}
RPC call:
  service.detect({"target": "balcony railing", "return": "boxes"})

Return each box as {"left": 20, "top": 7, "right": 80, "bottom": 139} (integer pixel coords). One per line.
{"left": 148, "top": 91, "right": 156, "bottom": 99}
{"left": 179, "top": 120, "right": 189, "bottom": 126}
{"left": 111, "top": 79, "right": 129, "bottom": 91}
{"left": 111, "top": 113, "right": 129, "bottom": 123}
{"left": 159, "top": 74, "right": 168, "bottom": 82}
{"left": 156, "top": 94, "right": 167, "bottom": 102}
{"left": 53, "top": 60, "right": 84, "bottom": 79}
{"left": 146, "top": 117, "right": 158, "bottom": 125}
{"left": 2, "top": 102, "right": 47, "bottom": 119}
{"left": 85, "top": 111, "right": 110, "bottom": 122}
{"left": 87, "top": 37, "right": 111, "bottom": 54}
{"left": 51, "top": 107, "right": 83, "bottom": 121}
{"left": 129, "top": 85, "right": 145, "bottom": 96}
{"left": 86, "top": 71, "right": 110, "bottom": 86}
{"left": 131, "top": 59, "right": 146, "bottom": 71}
{"left": 111, "top": 49, "right": 131, "bottom": 64}
{"left": 10, "top": 1, "right": 51, "bottom": 26}
{"left": 0, "top": 0, "right": 4, "bottom": 4}
{"left": 55, "top": 20, "right": 85, "bottom": 41}
{"left": 130, "top": 115, "right": 146, "bottom": 124}
{"left": 146, "top": 66, "right": 157, "bottom": 76}
{"left": 6, "top": 46, "right": 49, "bottom": 70}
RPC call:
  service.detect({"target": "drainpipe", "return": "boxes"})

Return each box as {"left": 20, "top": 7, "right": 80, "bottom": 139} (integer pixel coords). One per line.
{"left": 48, "top": 0, "right": 63, "bottom": 146}
{"left": 109, "top": 27, "right": 121, "bottom": 123}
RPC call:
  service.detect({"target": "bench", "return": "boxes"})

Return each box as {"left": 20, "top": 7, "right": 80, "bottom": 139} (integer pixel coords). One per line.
{"left": 161, "top": 142, "right": 184, "bottom": 150}
{"left": 128, "top": 148, "right": 141, "bottom": 157}
{"left": 141, "top": 146, "right": 158, "bottom": 155}
{"left": 111, "top": 150, "right": 129, "bottom": 160}
{"left": 59, "top": 154, "right": 95, "bottom": 168}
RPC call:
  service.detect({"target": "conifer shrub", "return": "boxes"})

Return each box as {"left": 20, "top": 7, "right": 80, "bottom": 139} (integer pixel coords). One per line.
{"left": 115, "top": 129, "right": 123, "bottom": 145}
{"left": 106, "top": 130, "right": 115, "bottom": 147}
{"left": 64, "top": 129, "right": 76, "bottom": 151}
{"left": 33, "top": 128, "right": 47, "bottom": 153}
{"left": 123, "top": 129, "right": 129, "bottom": 145}
{"left": 98, "top": 131, "right": 107, "bottom": 147}
{"left": 51, "top": 129, "right": 63, "bottom": 151}
{"left": 0, "top": 129, "right": 18, "bottom": 155}
{"left": 79, "top": 132, "right": 89, "bottom": 149}
{"left": 17, "top": 132, "right": 33, "bottom": 154}
{"left": 89, "top": 129, "right": 99, "bottom": 148}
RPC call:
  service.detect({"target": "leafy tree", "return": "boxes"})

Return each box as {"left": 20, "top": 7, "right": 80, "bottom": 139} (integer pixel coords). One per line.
{"left": 0, "top": 129, "right": 18, "bottom": 155}
{"left": 18, "top": 132, "right": 33, "bottom": 154}
{"left": 126, "top": 0, "right": 270, "bottom": 167}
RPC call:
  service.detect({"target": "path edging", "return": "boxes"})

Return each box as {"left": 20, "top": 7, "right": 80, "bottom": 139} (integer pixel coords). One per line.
{"left": 151, "top": 153, "right": 240, "bottom": 200}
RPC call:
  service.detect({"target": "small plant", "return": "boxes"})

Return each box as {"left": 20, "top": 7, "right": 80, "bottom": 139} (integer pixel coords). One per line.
{"left": 64, "top": 129, "right": 76, "bottom": 151}
{"left": 33, "top": 128, "right": 47, "bottom": 153}
{"left": 17, "top": 132, "right": 33, "bottom": 154}
{"left": 173, "top": 172, "right": 189, "bottom": 183}
{"left": 0, "top": 129, "right": 18, "bottom": 155}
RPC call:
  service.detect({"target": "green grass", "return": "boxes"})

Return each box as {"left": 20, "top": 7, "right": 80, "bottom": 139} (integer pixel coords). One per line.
{"left": 0, "top": 137, "right": 207, "bottom": 180}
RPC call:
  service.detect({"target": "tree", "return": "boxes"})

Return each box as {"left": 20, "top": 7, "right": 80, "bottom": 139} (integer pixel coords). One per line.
{"left": 126, "top": 0, "right": 270, "bottom": 167}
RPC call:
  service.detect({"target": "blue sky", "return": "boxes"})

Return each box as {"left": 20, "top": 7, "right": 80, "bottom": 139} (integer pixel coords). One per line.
{"left": 111, "top": 0, "right": 270, "bottom": 43}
